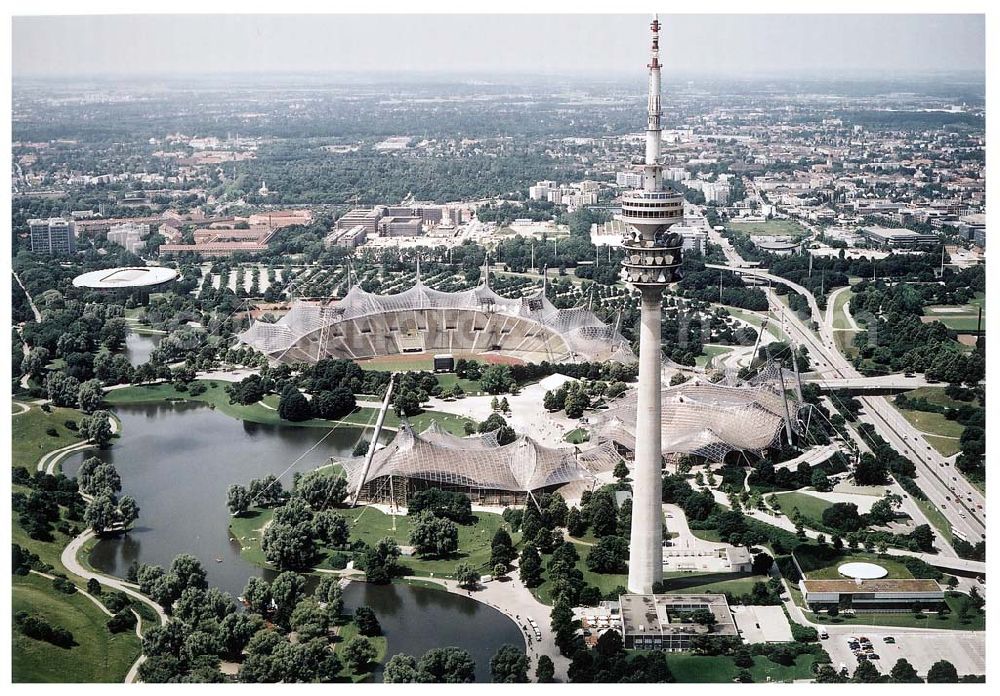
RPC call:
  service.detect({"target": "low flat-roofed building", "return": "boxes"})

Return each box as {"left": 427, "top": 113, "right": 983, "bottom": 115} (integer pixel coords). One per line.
{"left": 159, "top": 241, "right": 268, "bottom": 257}
{"left": 619, "top": 594, "right": 737, "bottom": 652}
{"left": 799, "top": 578, "right": 944, "bottom": 613}
{"left": 862, "top": 226, "right": 938, "bottom": 249}
{"left": 724, "top": 547, "right": 753, "bottom": 572}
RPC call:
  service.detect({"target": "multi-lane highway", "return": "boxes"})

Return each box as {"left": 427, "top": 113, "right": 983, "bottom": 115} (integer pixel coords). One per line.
{"left": 707, "top": 227, "right": 986, "bottom": 547}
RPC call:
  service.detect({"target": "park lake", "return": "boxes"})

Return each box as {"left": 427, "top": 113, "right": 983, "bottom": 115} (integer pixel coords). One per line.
{"left": 61, "top": 401, "right": 523, "bottom": 680}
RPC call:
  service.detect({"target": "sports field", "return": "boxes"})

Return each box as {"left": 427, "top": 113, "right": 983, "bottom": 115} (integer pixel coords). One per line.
{"left": 729, "top": 219, "right": 810, "bottom": 239}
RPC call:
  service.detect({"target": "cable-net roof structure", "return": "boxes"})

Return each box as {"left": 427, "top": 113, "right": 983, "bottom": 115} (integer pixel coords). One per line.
{"left": 595, "top": 363, "right": 801, "bottom": 462}
{"left": 340, "top": 421, "right": 622, "bottom": 502}
{"left": 238, "top": 277, "right": 635, "bottom": 365}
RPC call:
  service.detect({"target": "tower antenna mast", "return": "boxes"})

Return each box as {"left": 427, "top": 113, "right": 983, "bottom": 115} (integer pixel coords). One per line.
{"left": 621, "top": 14, "right": 684, "bottom": 595}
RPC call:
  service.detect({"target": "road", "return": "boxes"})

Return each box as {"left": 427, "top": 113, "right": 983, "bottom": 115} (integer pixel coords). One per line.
{"left": 707, "top": 236, "right": 985, "bottom": 547}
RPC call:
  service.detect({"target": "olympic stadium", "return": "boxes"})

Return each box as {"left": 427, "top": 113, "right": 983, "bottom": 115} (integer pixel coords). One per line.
{"left": 238, "top": 275, "right": 635, "bottom": 365}
{"left": 342, "top": 421, "right": 623, "bottom": 506}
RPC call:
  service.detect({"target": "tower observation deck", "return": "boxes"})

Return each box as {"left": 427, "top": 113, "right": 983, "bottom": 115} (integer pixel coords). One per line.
{"left": 623, "top": 16, "right": 683, "bottom": 594}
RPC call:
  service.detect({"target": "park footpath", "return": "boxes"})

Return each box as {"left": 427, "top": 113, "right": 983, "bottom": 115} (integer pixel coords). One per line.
{"left": 408, "top": 570, "right": 570, "bottom": 682}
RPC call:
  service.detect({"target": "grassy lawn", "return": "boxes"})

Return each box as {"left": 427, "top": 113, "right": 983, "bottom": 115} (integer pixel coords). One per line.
{"left": 355, "top": 356, "right": 438, "bottom": 372}
{"left": 807, "top": 594, "right": 984, "bottom": 631}
{"left": 832, "top": 289, "right": 854, "bottom": 330}
{"left": 794, "top": 548, "right": 914, "bottom": 580}
{"left": 660, "top": 571, "right": 767, "bottom": 596}
{"left": 892, "top": 406, "right": 965, "bottom": 439}
{"left": 923, "top": 435, "right": 961, "bottom": 457}
{"left": 564, "top": 427, "right": 591, "bottom": 444}
{"left": 11, "top": 403, "right": 87, "bottom": 470}
{"left": 532, "top": 542, "right": 628, "bottom": 605}
{"left": 695, "top": 345, "right": 733, "bottom": 368}
{"left": 104, "top": 382, "right": 472, "bottom": 436}
{"left": 12, "top": 573, "right": 141, "bottom": 683}
{"left": 233, "top": 505, "right": 516, "bottom": 578}
{"left": 772, "top": 492, "right": 833, "bottom": 529}
{"left": 834, "top": 329, "right": 859, "bottom": 360}
{"left": 921, "top": 315, "right": 982, "bottom": 332}
{"left": 729, "top": 219, "right": 809, "bottom": 239}
{"left": 345, "top": 506, "right": 516, "bottom": 578}
{"left": 435, "top": 373, "right": 484, "bottom": 396}
{"left": 229, "top": 508, "right": 275, "bottom": 568}
{"left": 902, "top": 387, "right": 980, "bottom": 410}
{"left": 666, "top": 651, "right": 820, "bottom": 683}
{"left": 333, "top": 621, "right": 388, "bottom": 683}
{"left": 912, "top": 497, "right": 954, "bottom": 545}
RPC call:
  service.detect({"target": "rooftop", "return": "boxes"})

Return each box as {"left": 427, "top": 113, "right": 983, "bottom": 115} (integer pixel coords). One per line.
{"left": 618, "top": 594, "right": 737, "bottom": 637}
{"left": 801, "top": 579, "right": 942, "bottom": 594}
{"left": 72, "top": 266, "right": 178, "bottom": 289}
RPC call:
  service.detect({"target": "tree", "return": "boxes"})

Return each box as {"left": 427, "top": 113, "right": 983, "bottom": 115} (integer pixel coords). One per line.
{"left": 313, "top": 575, "right": 344, "bottom": 616}
{"left": 354, "top": 606, "right": 381, "bottom": 637}
{"left": 822, "top": 502, "right": 865, "bottom": 532}
{"left": 926, "top": 660, "right": 959, "bottom": 683}
{"left": 295, "top": 471, "right": 348, "bottom": 510}
{"left": 269, "top": 571, "right": 306, "bottom": 628}
{"left": 312, "top": 387, "right": 356, "bottom": 420}
{"left": 889, "top": 658, "right": 922, "bottom": 683}
{"left": 21, "top": 346, "right": 50, "bottom": 380}
{"left": 409, "top": 512, "right": 459, "bottom": 558}
{"left": 585, "top": 535, "right": 629, "bottom": 573}
{"left": 566, "top": 506, "right": 588, "bottom": 538}
{"left": 613, "top": 459, "right": 630, "bottom": 483}
{"left": 80, "top": 410, "right": 114, "bottom": 448}
{"left": 480, "top": 365, "right": 515, "bottom": 395}
{"left": 170, "top": 554, "right": 208, "bottom": 593}
{"left": 343, "top": 635, "right": 376, "bottom": 673}
{"left": 277, "top": 385, "right": 312, "bottom": 422}
{"left": 78, "top": 458, "right": 122, "bottom": 496}
{"left": 518, "top": 544, "right": 543, "bottom": 588}
{"left": 751, "top": 551, "right": 774, "bottom": 576}
{"left": 455, "top": 563, "right": 480, "bottom": 589}
{"left": 84, "top": 493, "right": 119, "bottom": 534}
{"left": 242, "top": 577, "right": 271, "bottom": 616}
{"left": 416, "top": 647, "right": 476, "bottom": 683}
{"left": 359, "top": 537, "right": 400, "bottom": 584}
{"left": 227, "top": 484, "right": 252, "bottom": 516}
{"left": 46, "top": 371, "right": 80, "bottom": 407}
{"left": 490, "top": 644, "right": 529, "bottom": 683}
{"left": 909, "top": 523, "right": 936, "bottom": 552}
{"left": 77, "top": 379, "right": 105, "bottom": 413}
{"left": 852, "top": 659, "right": 881, "bottom": 683}
{"left": 490, "top": 528, "right": 517, "bottom": 569}
{"left": 535, "top": 654, "right": 555, "bottom": 683}
{"left": 118, "top": 495, "right": 140, "bottom": 532}
{"left": 383, "top": 653, "right": 419, "bottom": 683}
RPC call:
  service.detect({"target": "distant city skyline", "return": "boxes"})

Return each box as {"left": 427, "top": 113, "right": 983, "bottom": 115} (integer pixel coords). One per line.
{"left": 12, "top": 14, "right": 985, "bottom": 79}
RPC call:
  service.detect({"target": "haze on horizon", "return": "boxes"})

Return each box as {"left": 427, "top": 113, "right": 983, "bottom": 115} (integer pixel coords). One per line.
{"left": 13, "top": 14, "right": 985, "bottom": 80}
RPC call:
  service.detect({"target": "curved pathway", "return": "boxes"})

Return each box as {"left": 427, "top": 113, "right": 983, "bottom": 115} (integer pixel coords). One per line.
{"left": 38, "top": 415, "right": 120, "bottom": 475}
{"left": 61, "top": 529, "right": 168, "bottom": 626}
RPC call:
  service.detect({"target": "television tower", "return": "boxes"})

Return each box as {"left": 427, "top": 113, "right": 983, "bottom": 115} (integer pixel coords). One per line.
{"left": 621, "top": 15, "right": 684, "bottom": 594}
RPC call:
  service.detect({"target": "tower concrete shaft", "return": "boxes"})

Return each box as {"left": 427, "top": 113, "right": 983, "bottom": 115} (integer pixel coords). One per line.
{"left": 621, "top": 15, "right": 683, "bottom": 594}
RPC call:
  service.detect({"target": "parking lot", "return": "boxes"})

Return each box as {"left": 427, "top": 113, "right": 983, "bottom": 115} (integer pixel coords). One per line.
{"left": 823, "top": 630, "right": 986, "bottom": 677}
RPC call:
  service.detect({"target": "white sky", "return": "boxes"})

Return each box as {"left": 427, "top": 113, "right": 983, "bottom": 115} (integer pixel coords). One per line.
{"left": 11, "top": 14, "right": 986, "bottom": 78}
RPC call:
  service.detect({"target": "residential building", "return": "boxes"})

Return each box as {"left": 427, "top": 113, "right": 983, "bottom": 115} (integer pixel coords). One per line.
{"left": 107, "top": 222, "right": 150, "bottom": 255}
{"left": 29, "top": 218, "right": 76, "bottom": 255}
